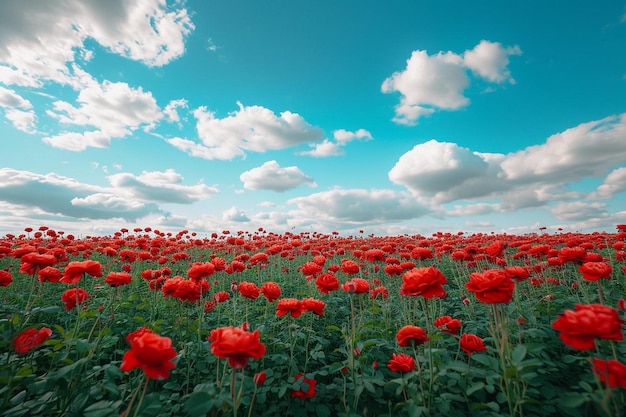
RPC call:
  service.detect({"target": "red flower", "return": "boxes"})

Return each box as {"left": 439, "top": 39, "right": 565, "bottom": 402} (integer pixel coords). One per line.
{"left": 341, "top": 260, "right": 360, "bottom": 275}
{"left": 261, "top": 281, "right": 282, "bottom": 302}
{"left": 291, "top": 373, "right": 317, "bottom": 399}
{"left": 60, "top": 260, "right": 103, "bottom": 284}
{"left": 104, "top": 272, "right": 132, "bottom": 287}
{"left": 592, "top": 358, "right": 626, "bottom": 388}
{"left": 434, "top": 315, "right": 461, "bottom": 335}
{"left": 460, "top": 333, "right": 487, "bottom": 355}
{"left": 276, "top": 298, "right": 304, "bottom": 318}
{"left": 13, "top": 327, "right": 52, "bottom": 354}
{"left": 504, "top": 266, "right": 530, "bottom": 282}
{"left": 38, "top": 266, "right": 62, "bottom": 283}
{"left": 208, "top": 326, "right": 266, "bottom": 369}
{"left": 578, "top": 262, "right": 612, "bottom": 281}
{"left": 187, "top": 262, "right": 216, "bottom": 281}
{"left": 465, "top": 269, "right": 515, "bottom": 304}
{"left": 238, "top": 281, "right": 261, "bottom": 300}
{"left": 387, "top": 353, "right": 415, "bottom": 373}
{"left": 396, "top": 325, "right": 429, "bottom": 347}
{"left": 301, "top": 261, "right": 323, "bottom": 277}
{"left": 302, "top": 297, "right": 326, "bottom": 316}
{"left": 0, "top": 270, "right": 13, "bottom": 286}
{"left": 19, "top": 253, "right": 57, "bottom": 275}
{"left": 342, "top": 278, "right": 370, "bottom": 294}
{"left": 552, "top": 304, "right": 624, "bottom": 350}
{"left": 369, "top": 286, "right": 389, "bottom": 300}
{"left": 400, "top": 266, "right": 447, "bottom": 299}
{"left": 253, "top": 370, "right": 267, "bottom": 386}
{"left": 120, "top": 329, "right": 177, "bottom": 379}
{"left": 61, "top": 288, "right": 90, "bottom": 311}
{"left": 315, "top": 272, "right": 340, "bottom": 294}
{"left": 214, "top": 291, "right": 231, "bottom": 303}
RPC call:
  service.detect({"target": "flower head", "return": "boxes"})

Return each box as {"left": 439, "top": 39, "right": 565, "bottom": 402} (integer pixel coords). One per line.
{"left": 120, "top": 329, "right": 177, "bottom": 379}
{"left": 13, "top": 327, "right": 52, "bottom": 354}
{"left": 208, "top": 326, "right": 266, "bottom": 369}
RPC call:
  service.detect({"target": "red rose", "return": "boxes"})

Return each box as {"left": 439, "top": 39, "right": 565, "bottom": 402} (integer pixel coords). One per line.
{"left": 260, "top": 281, "right": 282, "bottom": 302}
{"left": 578, "top": 262, "right": 612, "bottom": 281}
{"left": 208, "top": 326, "right": 266, "bottom": 369}
{"left": 13, "top": 327, "right": 52, "bottom": 354}
{"left": 276, "top": 298, "right": 304, "bottom": 318}
{"left": 593, "top": 358, "right": 626, "bottom": 388}
{"left": 104, "top": 271, "right": 132, "bottom": 287}
{"left": 0, "top": 270, "right": 13, "bottom": 286}
{"left": 302, "top": 297, "right": 326, "bottom": 316}
{"left": 387, "top": 353, "right": 415, "bottom": 373}
{"left": 187, "top": 262, "right": 216, "bottom": 281}
{"left": 38, "top": 266, "right": 62, "bottom": 283}
{"left": 19, "top": 253, "right": 57, "bottom": 275}
{"left": 341, "top": 260, "right": 360, "bottom": 275}
{"left": 460, "top": 333, "right": 487, "bottom": 355}
{"left": 552, "top": 304, "right": 624, "bottom": 350}
{"left": 396, "top": 325, "right": 429, "bottom": 347}
{"left": 120, "top": 330, "right": 177, "bottom": 379}
{"left": 60, "top": 260, "right": 103, "bottom": 284}
{"left": 253, "top": 371, "right": 267, "bottom": 386}
{"left": 61, "top": 288, "right": 90, "bottom": 311}
{"left": 400, "top": 267, "right": 447, "bottom": 299}
{"left": 342, "top": 278, "right": 370, "bottom": 294}
{"left": 315, "top": 273, "right": 340, "bottom": 294}
{"left": 434, "top": 315, "right": 461, "bottom": 335}
{"left": 291, "top": 373, "right": 317, "bottom": 399}
{"left": 238, "top": 281, "right": 261, "bottom": 300}
{"left": 465, "top": 269, "right": 515, "bottom": 304}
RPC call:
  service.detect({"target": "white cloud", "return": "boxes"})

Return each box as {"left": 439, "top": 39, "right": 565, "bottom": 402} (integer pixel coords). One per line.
{"left": 5, "top": 109, "right": 36, "bottom": 133}
{"left": 381, "top": 50, "right": 468, "bottom": 125}
{"left": 501, "top": 113, "right": 626, "bottom": 182}
{"left": 333, "top": 128, "right": 372, "bottom": 143}
{"left": 550, "top": 201, "right": 609, "bottom": 222}
{"left": 240, "top": 160, "right": 316, "bottom": 192}
{"left": 0, "top": 0, "right": 193, "bottom": 87}
{"left": 190, "top": 102, "right": 325, "bottom": 160}
{"left": 389, "top": 140, "right": 501, "bottom": 202}
{"left": 381, "top": 40, "right": 521, "bottom": 124}
{"left": 0, "top": 168, "right": 159, "bottom": 221}
{"left": 108, "top": 169, "right": 219, "bottom": 203}
{"left": 222, "top": 207, "right": 250, "bottom": 222}
{"left": 164, "top": 98, "right": 188, "bottom": 123}
{"left": 298, "top": 139, "right": 344, "bottom": 157}
{"left": 390, "top": 113, "right": 626, "bottom": 209}
{"left": 43, "top": 80, "right": 163, "bottom": 150}
{"left": 588, "top": 167, "right": 626, "bottom": 199}
{"left": 0, "top": 86, "right": 32, "bottom": 108}
{"left": 463, "top": 40, "right": 522, "bottom": 84}
{"left": 288, "top": 188, "right": 431, "bottom": 224}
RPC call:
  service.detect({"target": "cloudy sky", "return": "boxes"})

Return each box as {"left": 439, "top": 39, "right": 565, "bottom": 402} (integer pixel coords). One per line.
{"left": 1, "top": 0, "right": 625, "bottom": 237}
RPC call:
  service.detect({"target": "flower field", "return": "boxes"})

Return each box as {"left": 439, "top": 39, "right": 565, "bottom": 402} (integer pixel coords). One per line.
{"left": 1, "top": 226, "right": 625, "bottom": 417}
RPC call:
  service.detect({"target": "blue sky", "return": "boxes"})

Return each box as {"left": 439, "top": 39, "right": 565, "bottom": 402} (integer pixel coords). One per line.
{"left": 1, "top": 0, "right": 625, "bottom": 237}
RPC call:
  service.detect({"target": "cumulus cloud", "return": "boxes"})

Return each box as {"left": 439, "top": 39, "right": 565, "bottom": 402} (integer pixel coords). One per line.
{"left": 288, "top": 188, "right": 431, "bottom": 224}
{"left": 108, "top": 169, "right": 219, "bottom": 203}
{"left": 298, "top": 139, "right": 343, "bottom": 157}
{"left": 0, "top": 168, "right": 159, "bottom": 221}
{"left": 381, "top": 40, "right": 521, "bottom": 124}
{"left": 222, "top": 207, "right": 250, "bottom": 222}
{"left": 0, "top": 0, "right": 194, "bottom": 87}
{"left": 0, "top": 86, "right": 36, "bottom": 132}
{"left": 240, "top": 160, "right": 316, "bottom": 192}
{"left": 389, "top": 113, "right": 626, "bottom": 213}
{"left": 186, "top": 102, "right": 324, "bottom": 160}
{"left": 164, "top": 98, "right": 188, "bottom": 123}
{"left": 463, "top": 40, "right": 522, "bottom": 83}
{"left": 588, "top": 167, "right": 626, "bottom": 199}
{"left": 501, "top": 113, "right": 626, "bottom": 182}
{"left": 550, "top": 202, "right": 609, "bottom": 222}
{"left": 42, "top": 80, "right": 163, "bottom": 150}
{"left": 299, "top": 128, "right": 372, "bottom": 157}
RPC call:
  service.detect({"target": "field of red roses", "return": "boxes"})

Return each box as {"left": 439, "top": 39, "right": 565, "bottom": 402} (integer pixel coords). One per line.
{"left": 1, "top": 225, "right": 625, "bottom": 417}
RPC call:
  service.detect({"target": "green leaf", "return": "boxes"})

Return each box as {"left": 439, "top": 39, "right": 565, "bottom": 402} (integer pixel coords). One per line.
{"left": 184, "top": 392, "right": 214, "bottom": 417}
{"left": 466, "top": 381, "right": 485, "bottom": 396}
{"left": 83, "top": 400, "right": 123, "bottom": 417}
{"left": 511, "top": 344, "right": 527, "bottom": 365}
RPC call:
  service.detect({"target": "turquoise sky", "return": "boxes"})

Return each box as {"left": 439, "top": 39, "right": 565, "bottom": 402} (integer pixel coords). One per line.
{"left": 0, "top": 0, "right": 625, "bottom": 237}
